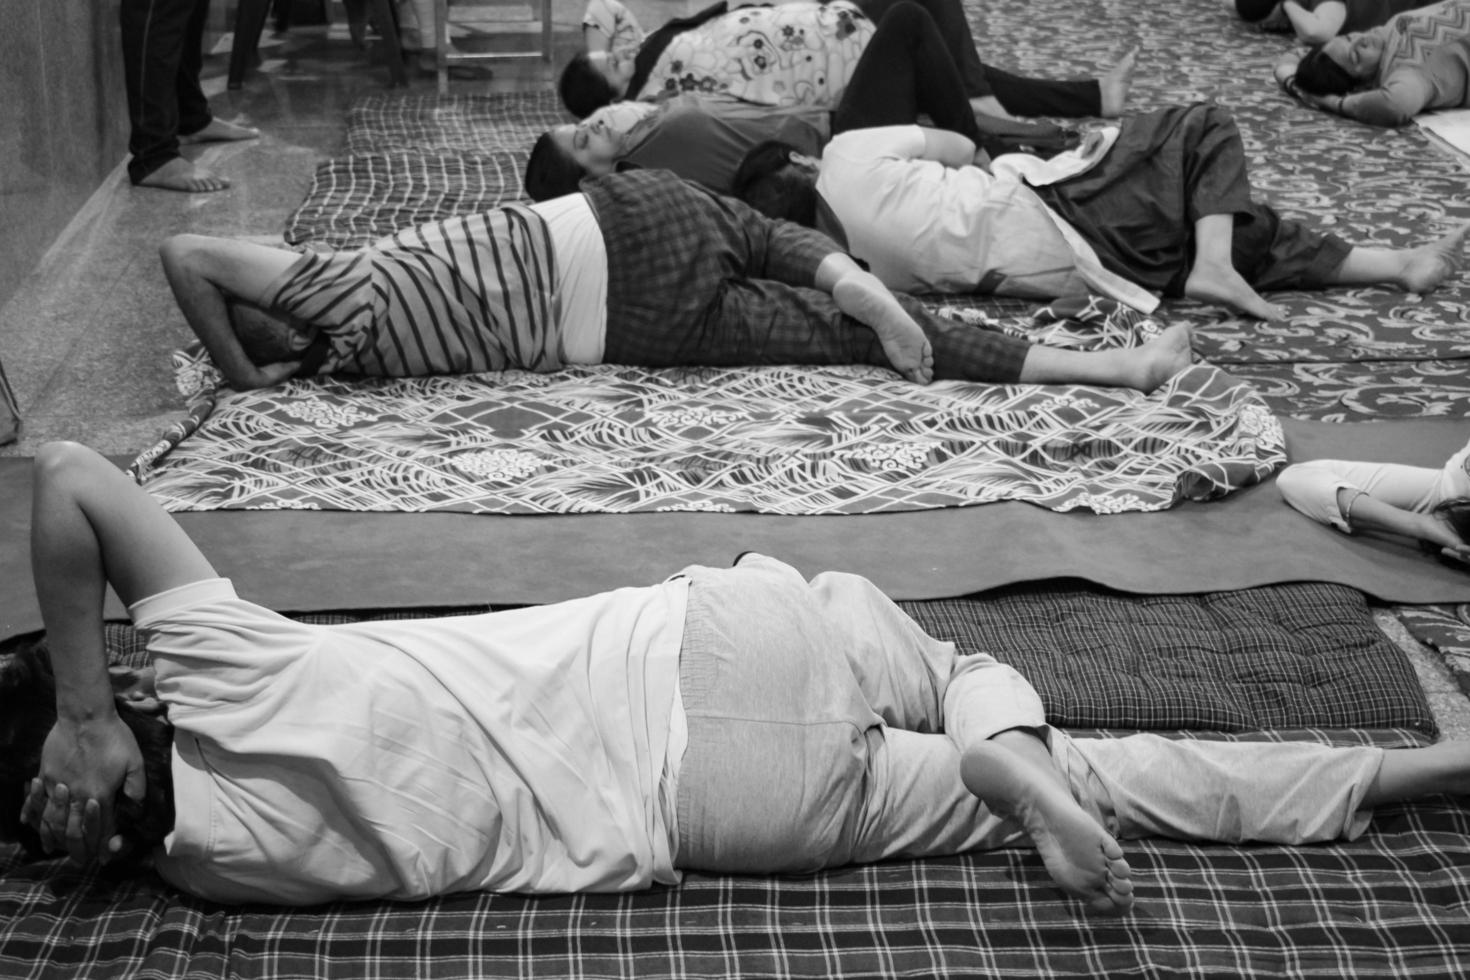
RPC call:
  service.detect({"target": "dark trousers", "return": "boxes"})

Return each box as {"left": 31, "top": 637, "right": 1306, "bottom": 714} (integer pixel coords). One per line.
{"left": 120, "top": 0, "right": 214, "bottom": 183}
{"left": 592, "top": 170, "right": 1031, "bottom": 383}
{"left": 834, "top": 3, "right": 1080, "bottom": 158}
{"left": 854, "top": 0, "right": 1101, "bottom": 116}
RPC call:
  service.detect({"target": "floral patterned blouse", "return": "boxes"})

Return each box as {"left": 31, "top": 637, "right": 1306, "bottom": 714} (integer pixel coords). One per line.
{"left": 585, "top": 0, "right": 876, "bottom": 109}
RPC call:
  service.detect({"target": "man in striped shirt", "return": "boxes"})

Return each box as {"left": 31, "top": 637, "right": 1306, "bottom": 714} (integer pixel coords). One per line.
{"left": 160, "top": 169, "right": 1191, "bottom": 393}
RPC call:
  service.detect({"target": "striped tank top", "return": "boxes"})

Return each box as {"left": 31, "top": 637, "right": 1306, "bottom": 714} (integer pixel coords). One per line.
{"left": 269, "top": 206, "right": 562, "bottom": 376}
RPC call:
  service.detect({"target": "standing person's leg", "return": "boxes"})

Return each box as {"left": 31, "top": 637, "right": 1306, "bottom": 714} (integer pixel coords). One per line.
{"left": 119, "top": 0, "right": 232, "bottom": 191}
{"left": 179, "top": 0, "right": 259, "bottom": 146}
{"left": 120, "top": 0, "right": 189, "bottom": 183}
{"left": 174, "top": 0, "right": 212, "bottom": 138}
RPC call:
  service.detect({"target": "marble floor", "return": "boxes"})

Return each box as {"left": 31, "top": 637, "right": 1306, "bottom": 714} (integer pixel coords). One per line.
{"left": 1, "top": 0, "right": 1466, "bottom": 738}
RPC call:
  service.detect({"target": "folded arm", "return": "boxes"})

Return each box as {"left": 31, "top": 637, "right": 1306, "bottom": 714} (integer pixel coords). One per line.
{"left": 1282, "top": 0, "right": 1346, "bottom": 44}
{"left": 23, "top": 442, "right": 219, "bottom": 865}
{"left": 159, "top": 235, "right": 305, "bottom": 389}
{"left": 918, "top": 126, "right": 980, "bottom": 168}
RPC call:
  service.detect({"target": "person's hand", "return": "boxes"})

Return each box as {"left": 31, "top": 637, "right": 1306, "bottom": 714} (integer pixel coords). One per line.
{"left": 1273, "top": 50, "right": 1303, "bottom": 89}
{"left": 1440, "top": 543, "right": 1470, "bottom": 566}
{"left": 231, "top": 359, "right": 303, "bottom": 390}
{"left": 21, "top": 716, "right": 145, "bottom": 865}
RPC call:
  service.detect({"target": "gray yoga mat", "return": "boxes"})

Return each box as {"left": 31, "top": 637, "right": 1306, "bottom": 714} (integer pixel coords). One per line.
{"left": 3, "top": 416, "right": 1468, "bottom": 640}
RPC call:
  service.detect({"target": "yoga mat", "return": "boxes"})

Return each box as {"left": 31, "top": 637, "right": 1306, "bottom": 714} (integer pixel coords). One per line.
{"left": 3, "top": 417, "right": 1469, "bottom": 640}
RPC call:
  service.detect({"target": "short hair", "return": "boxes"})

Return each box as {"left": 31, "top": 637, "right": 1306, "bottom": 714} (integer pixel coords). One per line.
{"left": 1294, "top": 45, "right": 1356, "bottom": 95}
{"left": 559, "top": 54, "right": 617, "bottom": 119}
{"left": 1234, "top": 0, "right": 1279, "bottom": 22}
{"left": 0, "top": 637, "right": 175, "bottom": 870}
{"left": 732, "top": 140, "right": 819, "bottom": 227}
{"left": 524, "top": 132, "right": 588, "bottom": 202}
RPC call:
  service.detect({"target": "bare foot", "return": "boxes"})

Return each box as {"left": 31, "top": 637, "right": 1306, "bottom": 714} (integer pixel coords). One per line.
{"left": 832, "top": 273, "right": 935, "bottom": 384}
{"left": 1184, "top": 260, "right": 1285, "bottom": 320}
{"left": 180, "top": 118, "right": 259, "bottom": 144}
{"left": 1099, "top": 47, "right": 1138, "bottom": 117}
{"left": 962, "top": 739, "right": 1135, "bottom": 915}
{"left": 1397, "top": 224, "right": 1468, "bottom": 293}
{"left": 136, "top": 158, "right": 231, "bottom": 193}
{"left": 1129, "top": 322, "right": 1193, "bottom": 393}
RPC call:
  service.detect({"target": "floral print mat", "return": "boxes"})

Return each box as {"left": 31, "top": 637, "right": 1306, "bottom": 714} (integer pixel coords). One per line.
{"left": 136, "top": 301, "right": 1283, "bottom": 516}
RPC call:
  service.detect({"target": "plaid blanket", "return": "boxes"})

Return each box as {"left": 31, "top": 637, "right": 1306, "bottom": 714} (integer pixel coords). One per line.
{"left": 2, "top": 791, "right": 1466, "bottom": 980}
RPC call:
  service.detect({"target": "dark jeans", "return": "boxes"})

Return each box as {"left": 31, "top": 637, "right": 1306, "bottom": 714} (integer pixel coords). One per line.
{"left": 853, "top": 0, "right": 1101, "bottom": 116}
{"left": 120, "top": 0, "right": 214, "bottom": 183}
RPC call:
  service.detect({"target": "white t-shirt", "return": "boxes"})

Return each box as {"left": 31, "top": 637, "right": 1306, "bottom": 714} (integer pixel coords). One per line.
{"left": 817, "top": 126, "right": 1157, "bottom": 311}
{"left": 136, "top": 577, "right": 688, "bottom": 905}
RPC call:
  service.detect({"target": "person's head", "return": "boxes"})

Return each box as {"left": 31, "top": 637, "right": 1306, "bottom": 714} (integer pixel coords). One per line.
{"left": 559, "top": 51, "right": 634, "bottom": 119}
{"left": 0, "top": 638, "right": 175, "bottom": 870}
{"left": 524, "top": 101, "right": 644, "bottom": 201}
{"left": 225, "top": 298, "right": 303, "bottom": 365}
{"left": 732, "top": 141, "right": 822, "bottom": 227}
{"left": 1296, "top": 33, "right": 1382, "bottom": 94}
{"left": 1235, "top": 0, "right": 1287, "bottom": 28}
{"left": 525, "top": 130, "right": 590, "bottom": 202}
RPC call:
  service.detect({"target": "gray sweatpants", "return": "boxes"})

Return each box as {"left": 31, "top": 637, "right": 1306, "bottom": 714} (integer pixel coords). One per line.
{"left": 672, "top": 555, "right": 1381, "bottom": 873}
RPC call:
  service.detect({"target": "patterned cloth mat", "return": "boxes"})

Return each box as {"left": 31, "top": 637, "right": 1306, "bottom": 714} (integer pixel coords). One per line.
{"left": 135, "top": 302, "right": 1284, "bottom": 516}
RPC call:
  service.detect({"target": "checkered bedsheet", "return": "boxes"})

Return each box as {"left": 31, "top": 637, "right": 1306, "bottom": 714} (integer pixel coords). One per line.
{"left": 3, "top": 789, "right": 1467, "bottom": 980}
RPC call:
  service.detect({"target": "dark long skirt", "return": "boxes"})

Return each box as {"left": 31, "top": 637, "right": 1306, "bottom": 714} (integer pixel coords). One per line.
{"left": 1035, "top": 103, "right": 1352, "bottom": 296}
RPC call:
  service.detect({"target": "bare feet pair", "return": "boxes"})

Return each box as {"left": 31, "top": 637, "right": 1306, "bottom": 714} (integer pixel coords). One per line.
{"left": 963, "top": 735, "right": 1136, "bottom": 915}
{"left": 139, "top": 118, "right": 259, "bottom": 193}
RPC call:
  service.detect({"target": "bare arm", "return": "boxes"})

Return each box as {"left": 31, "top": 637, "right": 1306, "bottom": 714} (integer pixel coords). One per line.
{"left": 22, "top": 443, "right": 219, "bottom": 865}
{"left": 1338, "top": 71, "right": 1434, "bottom": 126}
{"left": 1282, "top": 0, "right": 1346, "bottom": 43}
{"left": 918, "top": 126, "right": 979, "bottom": 168}
{"left": 159, "top": 235, "right": 305, "bottom": 389}
{"left": 1335, "top": 487, "right": 1470, "bottom": 560}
